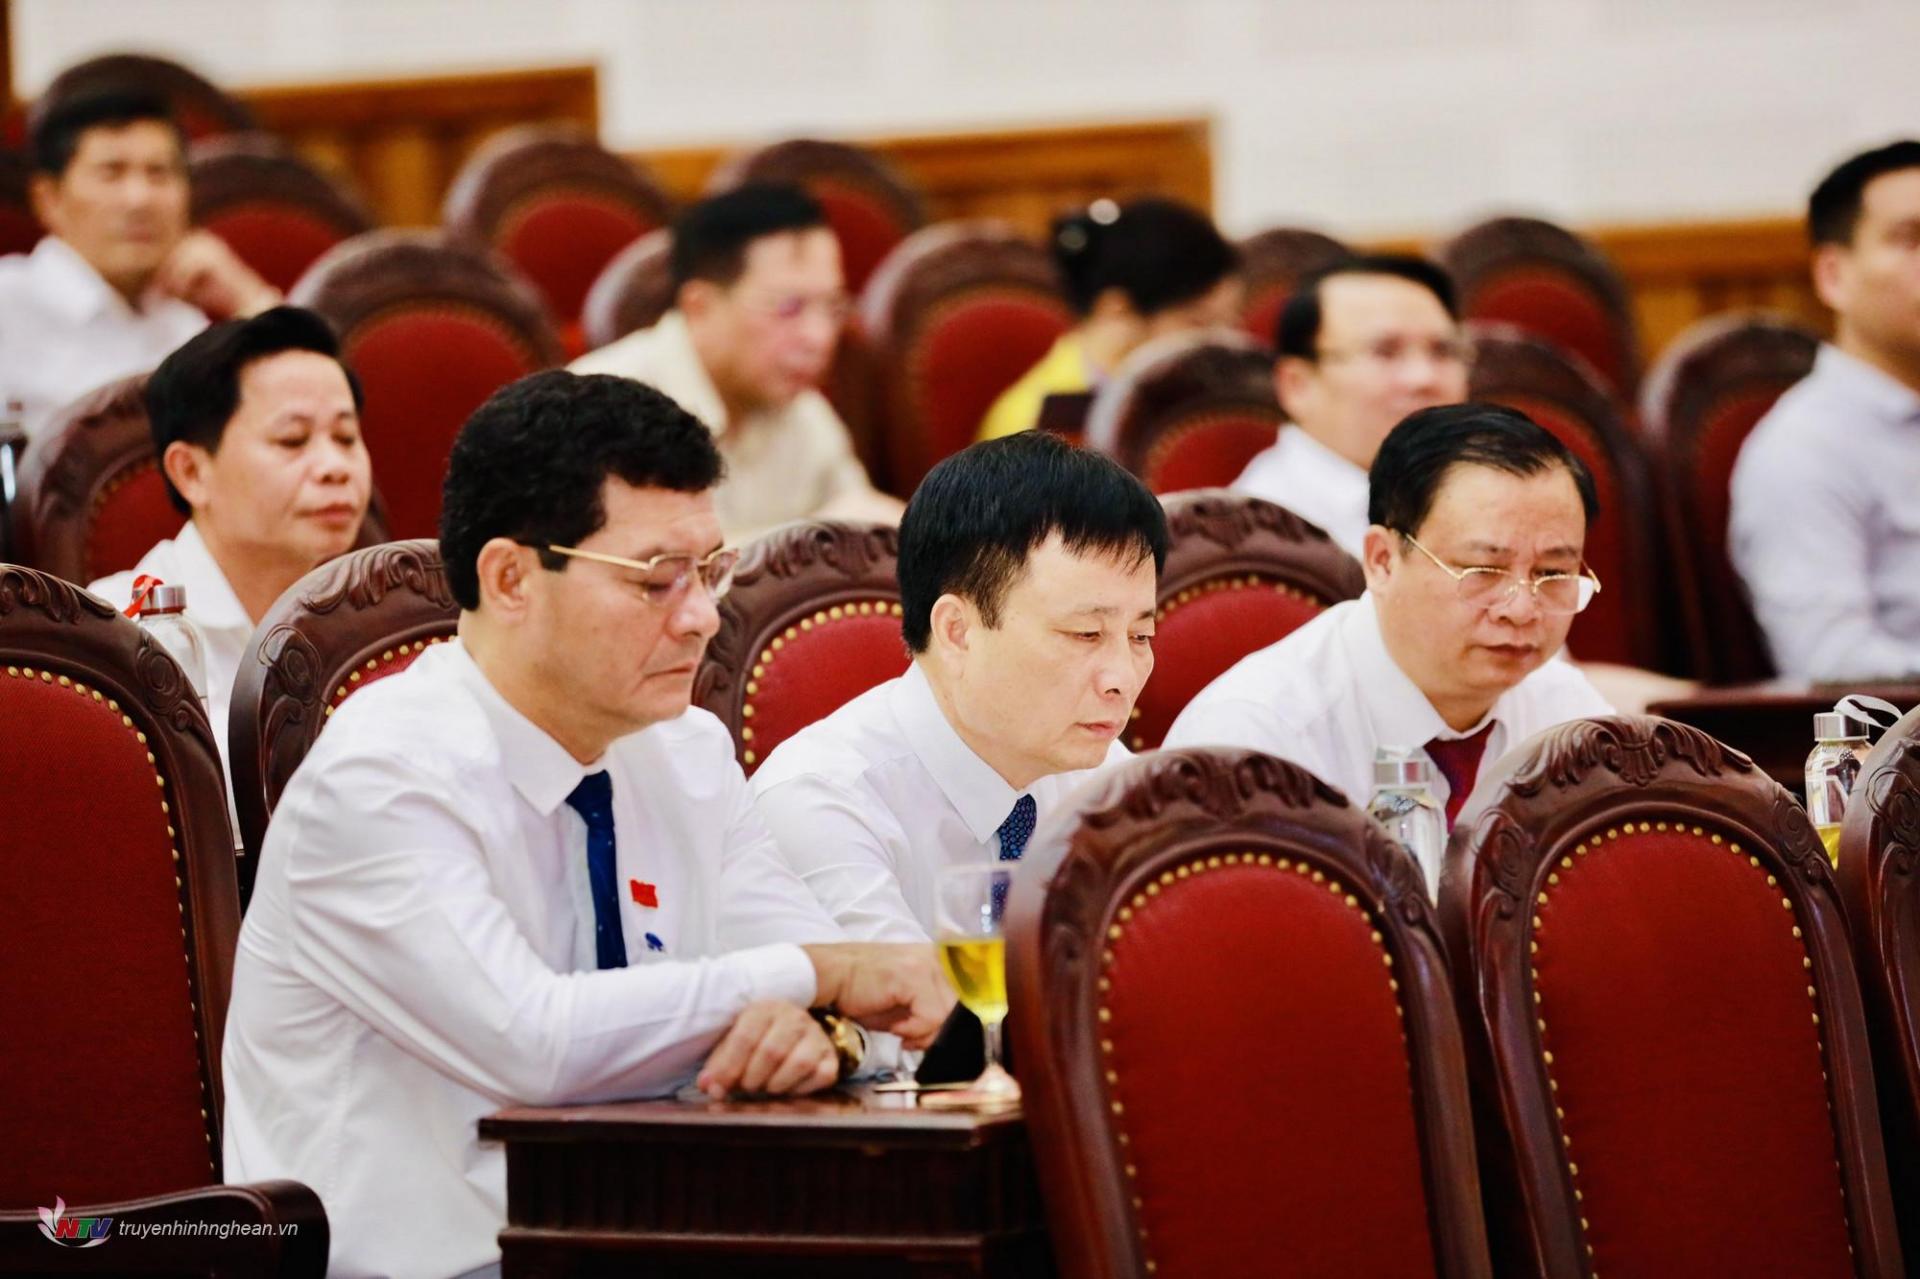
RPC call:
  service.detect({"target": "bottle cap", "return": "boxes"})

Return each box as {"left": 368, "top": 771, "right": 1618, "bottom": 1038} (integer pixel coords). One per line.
{"left": 1373, "top": 745, "right": 1434, "bottom": 788}
{"left": 1812, "top": 710, "right": 1869, "bottom": 741}
{"left": 137, "top": 583, "right": 188, "bottom": 615}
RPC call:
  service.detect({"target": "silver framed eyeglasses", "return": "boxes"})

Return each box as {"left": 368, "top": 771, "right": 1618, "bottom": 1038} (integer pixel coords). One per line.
{"left": 542, "top": 543, "right": 741, "bottom": 604}
{"left": 1399, "top": 532, "right": 1601, "bottom": 615}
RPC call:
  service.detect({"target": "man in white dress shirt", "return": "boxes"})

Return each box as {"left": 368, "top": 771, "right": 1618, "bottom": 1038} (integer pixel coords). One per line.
{"left": 1730, "top": 139, "right": 1920, "bottom": 678}
{"left": 222, "top": 371, "right": 950, "bottom": 1279}
{"left": 1231, "top": 255, "right": 1469, "bottom": 557}
{"left": 753, "top": 430, "right": 1165, "bottom": 941}
{"left": 571, "top": 183, "right": 902, "bottom": 541}
{"left": 90, "top": 307, "right": 372, "bottom": 768}
{"left": 0, "top": 86, "right": 280, "bottom": 439}
{"left": 1168, "top": 402, "right": 1612, "bottom": 826}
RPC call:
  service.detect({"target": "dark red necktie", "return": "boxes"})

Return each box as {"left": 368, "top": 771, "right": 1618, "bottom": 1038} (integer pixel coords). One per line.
{"left": 1424, "top": 723, "right": 1496, "bottom": 827}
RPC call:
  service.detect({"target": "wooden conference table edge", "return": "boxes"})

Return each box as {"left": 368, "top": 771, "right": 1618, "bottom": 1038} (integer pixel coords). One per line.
{"left": 1649, "top": 679, "right": 1920, "bottom": 790}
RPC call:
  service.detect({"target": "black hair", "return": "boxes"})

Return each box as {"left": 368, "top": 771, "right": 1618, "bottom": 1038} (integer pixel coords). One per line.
{"left": 29, "top": 85, "right": 184, "bottom": 177}
{"left": 1274, "top": 254, "right": 1459, "bottom": 359}
{"left": 1368, "top": 402, "right": 1599, "bottom": 536}
{"left": 669, "top": 182, "right": 829, "bottom": 290}
{"left": 1050, "top": 196, "right": 1239, "bottom": 318}
{"left": 897, "top": 431, "right": 1168, "bottom": 653}
{"left": 146, "top": 306, "right": 364, "bottom": 515}
{"left": 1808, "top": 140, "right": 1920, "bottom": 248}
{"left": 439, "top": 371, "right": 725, "bottom": 611}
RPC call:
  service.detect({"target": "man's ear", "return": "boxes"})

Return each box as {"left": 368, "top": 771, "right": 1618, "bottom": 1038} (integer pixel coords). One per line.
{"left": 1361, "top": 524, "right": 1399, "bottom": 594}
{"left": 677, "top": 278, "right": 721, "bottom": 322}
{"left": 1811, "top": 243, "right": 1850, "bottom": 314}
{"left": 1275, "top": 356, "right": 1314, "bottom": 421}
{"left": 161, "top": 440, "right": 214, "bottom": 512}
{"left": 473, "top": 537, "right": 540, "bottom": 621}
{"left": 26, "top": 173, "right": 62, "bottom": 230}
{"left": 927, "top": 593, "right": 974, "bottom": 659}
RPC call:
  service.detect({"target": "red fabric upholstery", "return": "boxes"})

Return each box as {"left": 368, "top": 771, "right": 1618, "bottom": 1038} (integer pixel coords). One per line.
{"left": 326, "top": 639, "right": 444, "bottom": 711}
{"left": 88, "top": 463, "right": 186, "bottom": 583}
{"left": 497, "top": 194, "right": 657, "bottom": 336}
{"left": 0, "top": 200, "right": 39, "bottom": 257}
{"left": 909, "top": 293, "right": 1070, "bottom": 469}
{"left": 201, "top": 204, "right": 352, "bottom": 295}
{"left": 740, "top": 604, "right": 908, "bottom": 773}
{"left": 1533, "top": 827, "right": 1854, "bottom": 1277}
{"left": 1131, "top": 577, "right": 1323, "bottom": 749}
{"left": 1240, "top": 286, "right": 1288, "bottom": 344}
{"left": 344, "top": 309, "right": 544, "bottom": 539}
{"left": 1142, "top": 410, "right": 1283, "bottom": 494}
{"left": 0, "top": 672, "right": 216, "bottom": 1204}
{"left": 814, "top": 183, "right": 909, "bottom": 295}
{"left": 1469, "top": 270, "right": 1629, "bottom": 395}
{"left": 1105, "top": 861, "right": 1439, "bottom": 1278}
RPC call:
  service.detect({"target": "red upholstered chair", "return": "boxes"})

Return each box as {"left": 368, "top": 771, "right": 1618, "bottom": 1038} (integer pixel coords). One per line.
{"left": 442, "top": 126, "right": 675, "bottom": 357}
{"left": 1236, "top": 226, "right": 1352, "bottom": 343}
{"left": 0, "top": 564, "right": 328, "bottom": 1275}
{"left": 1009, "top": 747, "right": 1492, "bottom": 1279}
{"left": 36, "top": 52, "right": 255, "bottom": 141}
{"left": 861, "top": 221, "right": 1071, "bottom": 492}
{"left": 229, "top": 539, "right": 459, "bottom": 888}
{"left": 580, "top": 226, "right": 675, "bottom": 351}
{"left": 1468, "top": 322, "right": 1663, "bottom": 670}
{"left": 706, "top": 138, "right": 926, "bottom": 295}
{"left": 291, "top": 230, "right": 563, "bottom": 540}
{"left": 1441, "top": 715, "right": 1904, "bottom": 1278}
{"left": 189, "top": 133, "right": 375, "bottom": 295}
{"left": 693, "top": 520, "right": 908, "bottom": 775}
{"left": 1131, "top": 491, "right": 1365, "bottom": 750}
{"left": 0, "top": 146, "right": 41, "bottom": 257}
{"left": 1085, "top": 330, "right": 1282, "bottom": 494}
{"left": 1640, "top": 312, "right": 1818, "bottom": 681}
{"left": 1441, "top": 215, "right": 1641, "bottom": 399}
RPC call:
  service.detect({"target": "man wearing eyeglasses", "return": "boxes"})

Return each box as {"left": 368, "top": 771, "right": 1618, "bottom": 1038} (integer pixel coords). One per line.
{"left": 222, "top": 371, "right": 950, "bottom": 1279}
{"left": 1231, "top": 255, "right": 1470, "bottom": 557}
{"left": 1166, "top": 402, "right": 1612, "bottom": 823}
{"left": 571, "top": 182, "right": 902, "bottom": 542}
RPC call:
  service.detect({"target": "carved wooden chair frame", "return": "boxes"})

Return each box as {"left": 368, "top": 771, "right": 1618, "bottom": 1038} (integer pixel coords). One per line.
{"left": 1085, "top": 330, "right": 1284, "bottom": 493}
{"left": 705, "top": 137, "right": 927, "bottom": 242}
{"left": 189, "top": 131, "right": 376, "bottom": 244}
{"left": 580, "top": 226, "right": 675, "bottom": 351}
{"left": 1234, "top": 225, "right": 1352, "bottom": 340}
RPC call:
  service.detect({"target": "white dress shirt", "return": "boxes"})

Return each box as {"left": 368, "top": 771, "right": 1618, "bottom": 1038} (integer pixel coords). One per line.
{"left": 1163, "top": 593, "right": 1612, "bottom": 810}
{"left": 751, "top": 662, "right": 1128, "bottom": 941}
{"left": 1729, "top": 343, "right": 1920, "bottom": 679}
{"left": 222, "top": 640, "right": 846, "bottom": 1279}
{"left": 0, "top": 236, "right": 206, "bottom": 440}
{"left": 570, "top": 310, "right": 887, "bottom": 542}
{"left": 1231, "top": 424, "right": 1371, "bottom": 558}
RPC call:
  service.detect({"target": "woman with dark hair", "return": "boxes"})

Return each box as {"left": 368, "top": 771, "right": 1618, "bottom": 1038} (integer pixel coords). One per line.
{"left": 977, "top": 196, "right": 1242, "bottom": 440}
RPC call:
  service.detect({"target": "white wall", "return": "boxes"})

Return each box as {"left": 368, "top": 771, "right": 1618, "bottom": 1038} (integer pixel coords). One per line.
{"left": 14, "top": 0, "right": 1916, "bottom": 237}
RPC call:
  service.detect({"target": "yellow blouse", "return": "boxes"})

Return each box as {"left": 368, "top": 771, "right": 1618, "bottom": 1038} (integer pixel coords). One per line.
{"left": 977, "top": 332, "right": 1093, "bottom": 441}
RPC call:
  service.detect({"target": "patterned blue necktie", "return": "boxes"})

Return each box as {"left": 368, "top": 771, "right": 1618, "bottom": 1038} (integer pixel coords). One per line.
{"left": 997, "top": 793, "right": 1038, "bottom": 862}
{"left": 565, "top": 770, "right": 627, "bottom": 970}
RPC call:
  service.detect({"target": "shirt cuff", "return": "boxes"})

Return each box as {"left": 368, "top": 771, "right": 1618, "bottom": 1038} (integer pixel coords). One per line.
{"left": 732, "top": 942, "right": 817, "bottom": 1009}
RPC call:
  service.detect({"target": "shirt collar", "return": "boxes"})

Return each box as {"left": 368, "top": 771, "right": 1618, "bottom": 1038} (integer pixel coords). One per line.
{"left": 1813, "top": 343, "right": 1920, "bottom": 425}
{"left": 27, "top": 235, "right": 173, "bottom": 326}
{"left": 891, "top": 661, "right": 1027, "bottom": 844}
{"left": 441, "top": 638, "right": 598, "bottom": 816}
{"left": 1342, "top": 592, "right": 1500, "bottom": 747}
{"left": 648, "top": 310, "right": 733, "bottom": 437}
{"left": 170, "top": 521, "right": 256, "bottom": 635}
{"left": 1279, "top": 424, "right": 1370, "bottom": 488}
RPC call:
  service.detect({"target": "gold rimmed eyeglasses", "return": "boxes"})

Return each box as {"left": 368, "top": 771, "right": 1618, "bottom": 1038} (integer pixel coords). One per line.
{"left": 540, "top": 543, "right": 741, "bottom": 605}
{"left": 1398, "top": 532, "right": 1600, "bottom": 615}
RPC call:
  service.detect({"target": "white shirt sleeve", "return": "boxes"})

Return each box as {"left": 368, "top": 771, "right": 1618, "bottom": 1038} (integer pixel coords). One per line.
{"left": 754, "top": 771, "right": 933, "bottom": 943}
{"left": 278, "top": 750, "right": 816, "bottom": 1108}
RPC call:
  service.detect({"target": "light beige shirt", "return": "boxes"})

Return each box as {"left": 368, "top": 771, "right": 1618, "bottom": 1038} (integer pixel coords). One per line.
{"left": 570, "top": 310, "right": 884, "bottom": 542}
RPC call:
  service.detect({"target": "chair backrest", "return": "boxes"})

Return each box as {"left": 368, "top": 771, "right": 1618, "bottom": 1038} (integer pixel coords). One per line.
{"left": 37, "top": 52, "right": 254, "bottom": 141}
{"left": 442, "top": 125, "right": 675, "bottom": 354}
{"left": 0, "top": 146, "right": 41, "bottom": 257}
{"left": 1441, "top": 215, "right": 1641, "bottom": 399}
{"left": 228, "top": 539, "right": 459, "bottom": 878}
{"left": 580, "top": 226, "right": 676, "bottom": 351}
{"left": 1235, "top": 226, "right": 1352, "bottom": 343}
{"left": 0, "top": 565, "right": 239, "bottom": 1205}
{"left": 1640, "top": 312, "right": 1818, "bottom": 682}
{"left": 693, "top": 520, "right": 908, "bottom": 775}
{"left": 1468, "top": 322, "right": 1663, "bottom": 669}
{"left": 861, "top": 221, "right": 1071, "bottom": 491}
{"left": 1132, "top": 491, "right": 1365, "bottom": 750}
{"left": 706, "top": 138, "right": 927, "bottom": 295}
{"left": 189, "top": 133, "right": 376, "bottom": 295}
{"left": 1838, "top": 705, "right": 1920, "bottom": 1261}
{"left": 1085, "top": 330, "right": 1282, "bottom": 495}
{"left": 290, "top": 229, "right": 563, "bottom": 540}
{"left": 1010, "top": 747, "right": 1491, "bottom": 1279}
{"left": 1442, "top": 715, "right": 1904, "bottom": 1278}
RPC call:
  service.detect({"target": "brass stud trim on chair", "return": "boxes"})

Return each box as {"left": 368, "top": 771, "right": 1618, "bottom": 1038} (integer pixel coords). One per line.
{"left": 329, "top": 634, "right": 452, "bottom": 712}
{"left": 736, "top": 598, "right": 899, "bottom": 767}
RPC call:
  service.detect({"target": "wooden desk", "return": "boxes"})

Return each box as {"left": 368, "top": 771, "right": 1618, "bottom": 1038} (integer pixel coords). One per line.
{"left": 1649, "top": 682, "right": 1920, "bottom": 792}
{"left": 481, "top": 1088, "right": 1054, "bottom": 1278}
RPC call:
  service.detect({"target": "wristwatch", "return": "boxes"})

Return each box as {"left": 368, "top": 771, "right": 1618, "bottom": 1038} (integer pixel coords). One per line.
{"left": 812, "top": 1009, "right": 867, "bottom": 1081}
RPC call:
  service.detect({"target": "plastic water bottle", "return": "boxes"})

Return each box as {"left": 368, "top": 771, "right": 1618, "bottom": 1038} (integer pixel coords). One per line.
{"left": 133, "top": 581, "right": 210, "bottom": 714}
{"left": 1367, "top": 746, "right": 1449, "bottom": 901}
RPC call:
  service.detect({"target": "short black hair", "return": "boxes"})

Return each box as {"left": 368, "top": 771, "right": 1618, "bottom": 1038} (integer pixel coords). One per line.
{"left": 146, "top": 306, "right": 364, "bottom": 515}
{"left": 439, "top": 371, "right": 725, "bottom": 611}
{"left": 29, "top": 85, "right": 184, "bottom": 177}
{"left": 669, "top": 183, "right": 828, "bottom": 290}
{"left": 897, "top": 432, "right": 1168, "bottom": 653}
{"left": 1808, "top": 140, "right": 1920, "bottom": 248}
{"left": 1051, "top": 196, "right": 1239, "bottom": 318}
{"left": 1368, "top": 402, "right": 1599, "bottom": 537}
{"left": 1275, "top": 254, "right": 1459, "bottom": 359}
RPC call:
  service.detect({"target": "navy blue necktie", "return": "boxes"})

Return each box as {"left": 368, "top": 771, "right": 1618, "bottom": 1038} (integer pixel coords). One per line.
{"left": 997, "top": 794, "right": 1038, "bottom": 862}
{"left": 565, "top": 770, "right": 627, "bottom": 970}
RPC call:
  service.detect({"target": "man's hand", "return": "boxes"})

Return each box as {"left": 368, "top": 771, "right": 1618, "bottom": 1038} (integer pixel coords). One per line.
{"left": 695, "top": 1000, "right": 839, "bottom": 1100}
{"left": 153, "top": 230, "right": 283, "bottom": 319}
{"left": 803, "top": 942, "right": 955, "bottom": 1050}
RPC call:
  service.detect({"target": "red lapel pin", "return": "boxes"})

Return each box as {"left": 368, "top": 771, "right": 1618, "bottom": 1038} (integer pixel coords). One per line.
{"left": 629, "top": 879, "right": 659, "bottom": 909}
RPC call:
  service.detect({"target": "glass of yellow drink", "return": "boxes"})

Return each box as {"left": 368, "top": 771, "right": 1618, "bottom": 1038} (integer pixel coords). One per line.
{"left": 933, "top": 863, "right": 1019, "bottom": 1105}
